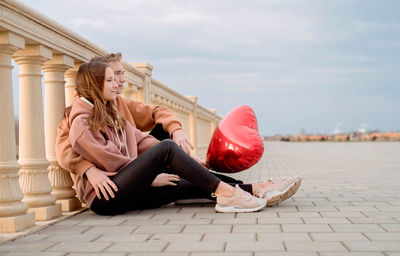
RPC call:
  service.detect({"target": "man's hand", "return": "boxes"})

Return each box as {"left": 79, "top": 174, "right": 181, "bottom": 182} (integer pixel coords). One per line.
{"left": 151, "top": 173, "right": 180, "bottom": 187}
{"left": 172, "top": 129, "right": 193, "bottom": 154}
{"left": 85, "top": 166, "right": 118, "bottom": 200}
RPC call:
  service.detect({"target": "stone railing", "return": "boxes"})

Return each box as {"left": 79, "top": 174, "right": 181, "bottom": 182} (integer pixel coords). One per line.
{"left": 0, "top": 0, "right": 221, "bottom": 233}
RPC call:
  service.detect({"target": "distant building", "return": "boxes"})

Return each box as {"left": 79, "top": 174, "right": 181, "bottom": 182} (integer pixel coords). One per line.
{"left": 329, "top": 133, "right": 349, "bottom": 141}
{"left": 266, "top": 131, "right": 400, "bottom": 142}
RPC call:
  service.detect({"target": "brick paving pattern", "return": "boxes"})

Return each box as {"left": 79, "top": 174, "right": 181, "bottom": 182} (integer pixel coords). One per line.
{"left": 1, "top": 141, "right": 399, "bottom": 255}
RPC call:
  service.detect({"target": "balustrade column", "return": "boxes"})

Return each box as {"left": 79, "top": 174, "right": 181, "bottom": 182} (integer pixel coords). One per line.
{"left": 121, "top": 82, "right": 138, "bottom": 100}
{"left": 12, "top": 45, "right": 62, "bottom": 221}
{"left": 0, "top": 32, "right": 35, "bottom": 233}
{"left": 64, "top": 62, "right": 81, "bottom": 107}
{"left": 209, "top": 108, "right": 217, "bottom": 134}
{"left": 187, "top": 96, "right": 198, "bottom": 156}
{"left": 42, "top": 55, "right": 81, "bottom": 212}
{"left": 132, "top": 62, "right": 153, "bottom": 104}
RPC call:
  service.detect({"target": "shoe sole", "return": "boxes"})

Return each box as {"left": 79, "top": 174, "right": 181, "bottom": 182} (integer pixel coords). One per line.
{"left": 175, "top": 198, "right": 215, "bottom": 204}
{"left": 215, "top": 201, "right": 266, "bottom": 213}
{"left": 266, "top": 177, "right": 302, "bottom": 207}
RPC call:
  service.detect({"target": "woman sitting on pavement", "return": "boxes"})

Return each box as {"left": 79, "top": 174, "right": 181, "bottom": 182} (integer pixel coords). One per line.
{"left": 66, "top": 61, "right": 301, "bottom": 215}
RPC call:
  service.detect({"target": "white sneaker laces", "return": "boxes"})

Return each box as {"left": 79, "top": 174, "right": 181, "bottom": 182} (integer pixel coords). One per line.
{"left": 212, "top": 186, "right": 253, "bottom": 201}
{"left": 258, "top": 176, "right": 291, "bottom": 197}
{"left": 269, "top": 176, "right": 289, "bottom": 182}
{"left": 239, "top": 189, "right": 253, "bottom": 201}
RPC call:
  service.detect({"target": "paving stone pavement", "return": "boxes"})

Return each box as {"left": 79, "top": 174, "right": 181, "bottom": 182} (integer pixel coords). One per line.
{"left": 1, "top": 141, "right": 399, "bottom": 255}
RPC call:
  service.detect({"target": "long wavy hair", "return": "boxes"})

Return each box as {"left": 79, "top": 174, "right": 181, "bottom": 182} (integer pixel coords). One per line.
{"left": 75, "top": 61, "right": 126, "bottom": 131}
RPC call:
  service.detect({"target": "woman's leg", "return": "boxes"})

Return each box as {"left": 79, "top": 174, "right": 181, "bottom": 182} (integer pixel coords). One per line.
{"left": 91, "top": 140, "right": 222, "bottom": 215}
{"left": 148, "top": 125, "right": 250, "bottom": 192}
{"left": 117, "top": 140, "right": 222, "bottom": 192}
{"left": 131, "top": 180, "right": 212, "bottom": 209}
{"left": 212, "top": 173, "right": 252, "bottom": 194}
{"left": 149, "top": 126, "right": 253, "bottom": 196}
{"left": 163, "top": 168, "right": 252, "bottom": 195}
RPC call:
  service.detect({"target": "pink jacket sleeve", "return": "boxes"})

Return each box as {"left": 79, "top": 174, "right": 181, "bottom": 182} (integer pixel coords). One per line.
{"left": 55, "top": 107, "right": 94, "bottom": 177}
{"left": 134, "top": 128, "right": 159, "bottom": 155}
{"left": 69, "top": 116, "right": 132, "bottom": 173}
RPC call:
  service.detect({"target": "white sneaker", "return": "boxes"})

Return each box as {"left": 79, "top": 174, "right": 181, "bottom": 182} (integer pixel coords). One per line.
{"left": 257, "top": 176, "right": 302, "bottom": 207}
{"left": 215, "top": 185, "right": 266, "bottom": 213}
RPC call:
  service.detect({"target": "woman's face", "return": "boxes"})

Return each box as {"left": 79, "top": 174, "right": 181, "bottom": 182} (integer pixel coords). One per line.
{"left": 102, "top": 67, "right": 118, "bottom": 101}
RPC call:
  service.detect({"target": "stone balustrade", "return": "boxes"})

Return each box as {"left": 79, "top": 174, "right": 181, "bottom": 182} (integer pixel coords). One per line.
{"left": 0, "top": 0, "right": 221, "bottom": 233}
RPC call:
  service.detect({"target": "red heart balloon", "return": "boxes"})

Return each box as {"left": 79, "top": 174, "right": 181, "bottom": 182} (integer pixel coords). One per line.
{"left": 206, "top": 105, "right": 264, "bottom": 173}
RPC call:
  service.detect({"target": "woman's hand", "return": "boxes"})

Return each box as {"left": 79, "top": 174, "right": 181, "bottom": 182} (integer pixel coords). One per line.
{"left": 172, "top": 129, "right": 193, "bottom": 154}
{"left": 85, "top": 166, "right": 118, "bottom": 200}
{"left": 151, "top": 173, "right": 180, "bottom": 187}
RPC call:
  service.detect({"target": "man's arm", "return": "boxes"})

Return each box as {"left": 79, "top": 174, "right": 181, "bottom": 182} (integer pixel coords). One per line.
{"left": 55, "top": 107, "right": 93, "bottom": 178}
{"left": 119, "top": 96, "right": 181, "bottom": 134}
{"left": 119, "top": 96, "right": 193, "bottom": 153}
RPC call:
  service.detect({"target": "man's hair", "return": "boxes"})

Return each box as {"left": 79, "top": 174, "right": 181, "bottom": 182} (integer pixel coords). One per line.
{"left": 90, "top": 52, "right": 122, "bottom": 63}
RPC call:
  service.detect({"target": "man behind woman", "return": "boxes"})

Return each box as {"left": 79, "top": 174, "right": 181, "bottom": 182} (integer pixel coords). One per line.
{"left": 56, "top": 54, "right": 302, "bottom": 215}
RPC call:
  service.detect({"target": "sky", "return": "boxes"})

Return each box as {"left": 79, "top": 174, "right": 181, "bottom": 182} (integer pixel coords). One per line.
{"left": 15, "top": 0, "right": 400, "bottom": 136}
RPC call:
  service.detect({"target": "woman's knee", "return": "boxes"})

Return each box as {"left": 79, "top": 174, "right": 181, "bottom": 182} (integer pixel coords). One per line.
{"left": 158, "top": 139, "right": 179, "bottom": 151}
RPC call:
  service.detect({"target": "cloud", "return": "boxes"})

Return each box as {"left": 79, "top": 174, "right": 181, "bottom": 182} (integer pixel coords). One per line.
{"left": 14, "top": 0, "right": 400, "bottom": 135}
{"left": 358, "top": 123, "right": 368, "bottom": 134}
{"left": 69, "top": 18, "right": 108, "bottom": 29}
{"left": 332, "top": 122, "right": 344, "bottom": 135}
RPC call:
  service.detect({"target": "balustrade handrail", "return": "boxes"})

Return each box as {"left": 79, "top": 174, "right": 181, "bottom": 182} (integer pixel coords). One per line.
{"left": 1, "top": 0, "right": 104, "bottom": 61}
{"left": 150, "top": 78, "right": 195, "bottom": 111}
